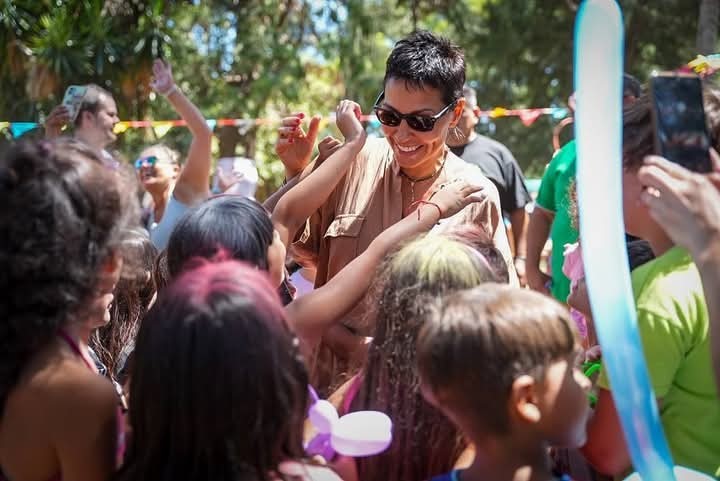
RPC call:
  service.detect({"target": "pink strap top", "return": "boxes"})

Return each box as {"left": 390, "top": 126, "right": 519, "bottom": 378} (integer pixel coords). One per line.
{"left": 58, "top": 329, "right": 126, "bottom": 468}
{"left": 57, "top": 329, "right": 94, "bottom": 371}
{"left": 340, "top": 374, "right": 363, "bottom": 415}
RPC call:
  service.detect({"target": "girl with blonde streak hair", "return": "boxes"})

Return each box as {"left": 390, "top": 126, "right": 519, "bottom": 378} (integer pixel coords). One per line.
{"left": 325, "top": 233, "right": 506, "bottom": 481}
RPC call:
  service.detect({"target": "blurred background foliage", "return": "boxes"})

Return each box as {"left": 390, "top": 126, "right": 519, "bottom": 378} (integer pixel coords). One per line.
{"left": 0, "top": 0, "right": 716, "bottom": 198}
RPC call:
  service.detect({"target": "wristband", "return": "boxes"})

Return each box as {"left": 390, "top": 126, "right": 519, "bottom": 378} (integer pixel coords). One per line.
{"left": 159, "top": 84, "right": 178, "bottom": 97}
{"left": 409, "top": 200, "right": 442, "bottom": 221}
{"left": 514, "top": 256, "right": 526, "bottom": 261}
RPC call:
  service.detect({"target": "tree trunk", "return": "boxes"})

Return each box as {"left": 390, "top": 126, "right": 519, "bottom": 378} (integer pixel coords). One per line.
{"left": 697, "top": 0, "right": 720, "bottom": 55}
{"left": 411, "top": 0, "right": 418, "bottom": 32}
{"left": 238, "top": 127, "right": 257, "bottom": 159}
{"left": 218, "top": 125, "right": 242, "bottom": 158}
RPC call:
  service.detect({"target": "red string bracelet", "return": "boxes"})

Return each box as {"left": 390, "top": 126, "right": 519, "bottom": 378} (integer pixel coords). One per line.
{"left": 409, "top": 200, "right": 442, "bottom": 221}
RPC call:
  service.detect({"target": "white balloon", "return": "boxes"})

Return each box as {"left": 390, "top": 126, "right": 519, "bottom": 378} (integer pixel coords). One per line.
{"left": 624, "top": 466, "right": 715, "bottom": 481}
{"left": 331, "top": 411, "right": 392, "bottom": 457}
{"left": 308, "top": 400, "right": 338, "bottom": 434}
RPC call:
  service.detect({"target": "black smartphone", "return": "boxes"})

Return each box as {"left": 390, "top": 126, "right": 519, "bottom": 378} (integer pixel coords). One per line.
{"left": 650, "top": 73, "right": 712, "bottom": 173}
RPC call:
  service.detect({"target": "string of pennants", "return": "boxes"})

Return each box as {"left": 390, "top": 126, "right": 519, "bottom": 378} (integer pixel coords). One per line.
{"left": 0, "top": 107, "right": 571, "bottom": 139}
{"left": 3, "top": 53, "right": 718, "bottom": 140}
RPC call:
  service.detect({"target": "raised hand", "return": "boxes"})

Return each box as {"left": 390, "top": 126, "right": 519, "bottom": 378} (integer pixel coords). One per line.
{"left": 217, "top": 166, "right": 244, "bottom": 193}
{"left": 317, "top": 136, "right": 342, "bottom": 164}
{"left": 150, "top": 59, "right": 176, "bottom": 96}
{"left": 275, "top": 113, "right": 320, "bottom": 179}
{"left": 335, "top": 100, "right": 365, "bottom": 143}
{"left": 44, "top": 105, "right": 70, "bottom": 138}
{"left": 638, "top": 153, "right": 720, "bottom": 259}
{"left": 429, "top": 179, "right": 485, "bottom": 219}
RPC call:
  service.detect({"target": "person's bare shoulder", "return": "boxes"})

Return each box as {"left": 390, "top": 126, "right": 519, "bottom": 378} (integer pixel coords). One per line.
{"left": 1, "top": 355, "right": 117, "bottom": 467}
{"left": 38, "top": 360, "right": 118, "bottom": 439}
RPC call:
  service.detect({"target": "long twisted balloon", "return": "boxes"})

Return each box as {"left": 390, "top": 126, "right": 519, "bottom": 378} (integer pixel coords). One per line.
{"left": 573, "top": 1, "right": 676, "bottom": 479}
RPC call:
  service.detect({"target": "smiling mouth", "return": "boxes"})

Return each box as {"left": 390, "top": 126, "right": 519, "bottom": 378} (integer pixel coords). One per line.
{"left": 396, "top": 144, "right": 421, "bottom": 153}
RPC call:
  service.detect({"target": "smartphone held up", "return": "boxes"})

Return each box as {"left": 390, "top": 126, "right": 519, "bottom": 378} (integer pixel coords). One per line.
{"left": 62, "top": 85, "right": 88, "bottom": 123}
{"left": 650, "top": 73, "right": 712, "bottom": 173}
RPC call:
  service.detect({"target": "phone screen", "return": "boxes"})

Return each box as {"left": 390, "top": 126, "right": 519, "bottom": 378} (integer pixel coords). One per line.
{"left": 651, "top": 74, "right": 712, "bottom": 173}
{"left": 62, "top": 85, "right": 88, "bottom": 123}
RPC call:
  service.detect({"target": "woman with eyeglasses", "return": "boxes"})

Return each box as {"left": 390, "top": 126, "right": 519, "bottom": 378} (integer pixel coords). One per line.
{"left": 134, "top": 59, "right": 213, "bottom": 250}
{"left": 272, "top": 30, "right": 515, "bottom": 394}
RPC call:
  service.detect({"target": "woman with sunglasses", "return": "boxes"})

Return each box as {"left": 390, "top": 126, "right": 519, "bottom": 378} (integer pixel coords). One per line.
{"left": 135, "top": 59, "right": 213, "bottom": 250}
{"left": 273, "top": 30, "right": 515, "bottom": 393}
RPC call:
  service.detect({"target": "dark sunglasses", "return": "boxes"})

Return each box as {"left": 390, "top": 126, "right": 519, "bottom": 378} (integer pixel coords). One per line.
{"left": 372, "top": 91, "right": 458, "bottom": 132}
{"left": 134, "top": 155, "right": 158, "bottom": 170}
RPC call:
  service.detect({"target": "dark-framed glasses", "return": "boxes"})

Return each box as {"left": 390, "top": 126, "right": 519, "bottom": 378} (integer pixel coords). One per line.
{"left": 134, "top": 155, "right": 158, "bottom": 170}
{"left": 372, "top": 91, "right": 457, "bottom": 132}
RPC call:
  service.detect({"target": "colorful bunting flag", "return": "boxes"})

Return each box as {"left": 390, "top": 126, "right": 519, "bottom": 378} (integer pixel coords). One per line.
{"left": 9, "top": 122, "right": 37, "bottom": 137}
{"left": 519, "top": 109, "right": 543, "bottom": 126}
{"left": 1, "top": 107, "right": 573, "bottom": 139}
{"left": 152, "top": 121, "right": 174, "bottom": 138}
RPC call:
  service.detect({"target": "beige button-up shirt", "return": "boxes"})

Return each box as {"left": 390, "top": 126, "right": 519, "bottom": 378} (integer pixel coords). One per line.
{"left": 291, "top": 137, "right": 516, "bottom": 391}
{"left": 293, "top": 137, "right": 516, "bottom": 296}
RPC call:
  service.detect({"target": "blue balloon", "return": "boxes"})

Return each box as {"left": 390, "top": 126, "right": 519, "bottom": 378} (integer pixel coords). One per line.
{"left": 573, "top": 1, "right": 678, "bottom": 480}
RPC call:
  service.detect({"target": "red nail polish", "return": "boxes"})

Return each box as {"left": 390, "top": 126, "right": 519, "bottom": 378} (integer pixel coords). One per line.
{"left": 289, "top": 138, "right": 294, "bottom": 144}
{"left": 298, "top": 113, "right": 305, "bottom": 119}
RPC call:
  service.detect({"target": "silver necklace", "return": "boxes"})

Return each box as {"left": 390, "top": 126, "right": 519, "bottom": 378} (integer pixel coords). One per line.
{"left": 400, "top": 153, "right": 448, "bottom": 205}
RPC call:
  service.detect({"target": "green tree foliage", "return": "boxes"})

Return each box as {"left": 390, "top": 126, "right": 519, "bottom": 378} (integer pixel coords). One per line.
{"left": 0, "top": 0, "right": 715, "bottom": 191}
{"left": 459, "top": 0, "right": 703, "bottom": 176}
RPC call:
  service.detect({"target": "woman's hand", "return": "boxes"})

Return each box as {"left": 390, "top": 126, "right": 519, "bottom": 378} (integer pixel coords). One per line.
{"left": 430, "top": 180, "right": 485, "bottom": 219}
{"left": 335, "top": 100, "right": 365, "bottom": 143}
{"left": 45, "top": 105, "right": 70, "bottom": 138}
{"left": 217, "top": 165, "right": 245, "bottom": 193}
{"left": 638, "top": 153, "right": 720, "bottom": 262}
{"left": 150, "top": 59, "right": 176, "bottom": 96}
{"left": 275, "top": 113, "right": 321, "bottom": 179}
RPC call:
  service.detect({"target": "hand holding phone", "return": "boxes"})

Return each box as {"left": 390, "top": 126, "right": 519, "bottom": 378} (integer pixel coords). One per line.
{"left": 650, "top": 73, "right": 712, "bottom": 173}
{"left": 62, "top": 85, "right": 88, "bottom": 123}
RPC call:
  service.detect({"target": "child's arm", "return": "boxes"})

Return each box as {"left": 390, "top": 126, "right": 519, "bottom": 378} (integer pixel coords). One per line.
{"left": 287, "top": 180, "right": 485, "bottom": 347}
{"left": 272, "top": 100, "right": 366, "bottom": 248}
{"left": 152, "top": 59, "right": 213, "bottom": 206}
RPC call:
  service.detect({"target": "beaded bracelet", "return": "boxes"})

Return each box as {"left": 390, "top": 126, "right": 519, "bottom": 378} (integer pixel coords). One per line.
{"left": 409, "top": 200, "right": 442, "bottom": 221}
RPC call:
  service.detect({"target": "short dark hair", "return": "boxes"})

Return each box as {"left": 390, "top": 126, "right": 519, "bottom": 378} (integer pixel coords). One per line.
{"left": 74, "top": 84, "right": 114, "bottom": 127}
{"left": 626, "top": 239, "right": 655, "bottom": 271}
{"left": 0, "top": 138, "right": 135, "bottom": 413}
{"left": 166, "top": 196, "right": 274, "bottom": 278}
{"left": 384, "top": 31, "right": 465, "bottom": 105}
{"left": 417, "top": 285, "right": 577, "bottom": 435}
{"left": 119, "top": 260, "right": 308, "bottom": 481}
{"left": 623, "top": 73, "right": 642, "bottom": 98}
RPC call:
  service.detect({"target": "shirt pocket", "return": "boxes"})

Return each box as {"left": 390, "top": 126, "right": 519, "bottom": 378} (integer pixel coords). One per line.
{"left": 324, "top": 214, "right": 366, "bottom": 261}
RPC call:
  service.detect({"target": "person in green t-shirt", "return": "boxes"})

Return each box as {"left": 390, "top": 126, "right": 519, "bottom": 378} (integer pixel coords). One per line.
{"left": 526, "top": 140, "right": 578, "bottom": 302}
{"left": 528, "top": 76, "right": 642, "bottom": 303}
{"left": 581, "top": 92, "right": 720, "bottom": 478}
